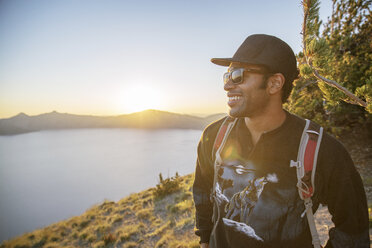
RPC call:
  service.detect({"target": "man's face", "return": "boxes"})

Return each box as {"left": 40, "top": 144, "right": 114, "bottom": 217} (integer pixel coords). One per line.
{"left": 224, "top": 64, "right": 269, "bottom": 118}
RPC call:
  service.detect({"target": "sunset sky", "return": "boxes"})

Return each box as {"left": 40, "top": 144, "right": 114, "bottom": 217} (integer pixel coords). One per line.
{"left": 0, "top": 0, "right": 332, "bottom": 118}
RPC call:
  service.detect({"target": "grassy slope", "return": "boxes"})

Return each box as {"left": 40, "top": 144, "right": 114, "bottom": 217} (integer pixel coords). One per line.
{"left": 1, "top": 174, "right": 199, "bottom": 248}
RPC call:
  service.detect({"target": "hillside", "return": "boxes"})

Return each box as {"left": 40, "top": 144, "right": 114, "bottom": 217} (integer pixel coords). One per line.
{"left": 0, "top": 174, "right": 199, "bottom": 248}
{"left": 0, "top": 110, "right": 227, "bottom": 135}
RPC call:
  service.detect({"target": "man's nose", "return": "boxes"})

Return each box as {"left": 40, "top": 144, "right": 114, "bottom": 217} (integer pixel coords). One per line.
{"left": 224, "top": 80, "right": 236, "bottom": 91}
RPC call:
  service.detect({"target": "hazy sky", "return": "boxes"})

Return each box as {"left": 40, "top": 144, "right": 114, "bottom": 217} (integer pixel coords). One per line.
{"left": 0, "top": 0, "right": 333, "bottom": 118}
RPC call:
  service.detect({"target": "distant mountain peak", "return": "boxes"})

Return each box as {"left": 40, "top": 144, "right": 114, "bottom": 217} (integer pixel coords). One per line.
{"left": 129, "top": 109, "right": 172, "bottom": 116}
{"left": 137, "top": 109, "right": 163, "bottom": 114}
{"left": 9, "top": 112, "right": 30, "bottom": 120}
{"left": 16, "top": 112, "right": 29, "bottom": 117}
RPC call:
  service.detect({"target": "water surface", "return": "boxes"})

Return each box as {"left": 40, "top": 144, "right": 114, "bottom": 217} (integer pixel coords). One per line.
{"left": 0, "top": 128, "right": 202, "bottom": 242}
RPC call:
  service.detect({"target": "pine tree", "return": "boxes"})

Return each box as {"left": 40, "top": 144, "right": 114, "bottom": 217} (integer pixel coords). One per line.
{"left": 286, "top": 0, "right": 372, "bottom": 133}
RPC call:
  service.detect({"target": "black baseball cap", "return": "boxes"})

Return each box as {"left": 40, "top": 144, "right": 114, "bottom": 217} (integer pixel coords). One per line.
{"left": 211, "top": 34, "right": 298, "bottom": 83}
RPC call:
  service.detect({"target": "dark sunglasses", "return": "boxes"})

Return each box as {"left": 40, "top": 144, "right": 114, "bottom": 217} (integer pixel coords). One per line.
{"left": 223, "top": 68, "right": 268, "bottom": 85}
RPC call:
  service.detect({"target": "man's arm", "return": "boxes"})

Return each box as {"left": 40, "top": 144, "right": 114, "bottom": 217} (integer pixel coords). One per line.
{"left": 317, "top": 136, "right": 370, "bottom": 248}
{"left": 193, "top": 128, "right": 216, "bottom": 245}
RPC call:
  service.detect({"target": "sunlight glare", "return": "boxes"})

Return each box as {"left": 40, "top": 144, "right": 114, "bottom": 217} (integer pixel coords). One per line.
{"left": 118, "top": 85, "right": 166, "bottom": 113}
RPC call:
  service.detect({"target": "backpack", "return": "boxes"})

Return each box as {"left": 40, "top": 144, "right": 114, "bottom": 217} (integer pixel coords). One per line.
{"left": 211, "top": 117, "right": 323, "bottom": 248}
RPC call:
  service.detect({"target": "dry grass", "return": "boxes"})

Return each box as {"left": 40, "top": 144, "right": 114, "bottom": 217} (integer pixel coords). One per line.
{"left": 0, "top": 174, "right": 198, "bottom": 248}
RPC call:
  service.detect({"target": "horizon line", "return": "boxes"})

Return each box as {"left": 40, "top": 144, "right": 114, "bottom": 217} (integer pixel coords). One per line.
{"left": 0, "top": 109, "right": 227, "bottom": 119}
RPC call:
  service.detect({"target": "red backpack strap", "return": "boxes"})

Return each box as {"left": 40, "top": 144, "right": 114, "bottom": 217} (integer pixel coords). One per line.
{"left": 291, "top": 119, "right": 323, "bottom": 199}
{"left": 211, "top": 116, "right": 236, "bottom": 160}
{"left": 302, "top": 121, "right": 323, "bottom": 198}
{"left": 290, "top": 119, "right": 323, "bottom": 248}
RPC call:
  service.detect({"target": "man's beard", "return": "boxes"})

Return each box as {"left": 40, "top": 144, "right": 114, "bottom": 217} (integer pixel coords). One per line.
{"left": 228, "top": 96, "right": 269, "bottom": 118}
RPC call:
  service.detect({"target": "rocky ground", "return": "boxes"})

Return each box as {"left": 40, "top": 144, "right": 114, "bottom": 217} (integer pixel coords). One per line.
{"left": 314, "top": 206, "right": 334, "bottom": 246}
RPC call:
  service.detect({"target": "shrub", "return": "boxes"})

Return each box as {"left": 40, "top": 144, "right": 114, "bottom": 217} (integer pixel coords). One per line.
{"left": 153, "top": 173, "right": 181, "bottom": 199}
{"left": 92, "top": 241, "right": 105, "bottom": 248}
{"left": 113, "top": 216, "right": 123, "bottom": 223}
{"left": 31, "top": 236, "right": 47, "bottom": 248}
{"left": 50, "top": 235, "right": 60, "bottom": 242}
{"left": 136, "top": 209, "right": 151, "bottom": 220}
{"left": 103, "top": 233, "right": 116, "bottom": 245}
{"left": 120, "top": 223, "right": 145, "bottom": 241}
{"left": 120, "top": 235, "right": 130, "bottom": 242}
{"left": 95, "top": 224, "right": 110, "bottom": 235}
{"left": 87, "top": 234, "right": 96, "bottom": 243}
{"left": 167, "top": 204, "right": 179, "bottom": 214}
{"left": 14, "top": 245, "right": 31, "bottom": 248}
{"left": 123, "top": 242, "right": 138, "bottom": 248}
{"left": 79, "top": 233, "right": 88, "bottom": 240}
{"left": 79, "top": 220, "right": 90, "bottom": 229}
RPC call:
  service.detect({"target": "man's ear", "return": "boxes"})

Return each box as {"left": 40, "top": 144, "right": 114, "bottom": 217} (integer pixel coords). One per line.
{"left": 267, "top": 73, "right": 285, "bottom": 95}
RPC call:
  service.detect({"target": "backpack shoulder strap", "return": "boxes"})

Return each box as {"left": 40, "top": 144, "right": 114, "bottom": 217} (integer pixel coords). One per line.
{"left": 291, "top": 119, "right": 323, "bottom": 199}
{"left": 210, "top": 116, "right": 237, "bottom": 223}
{"left": 211, "top": 116, "right": 237, "bottom": 161}
{"left": 290, "top": 119, "right": 323, "bottom": 248}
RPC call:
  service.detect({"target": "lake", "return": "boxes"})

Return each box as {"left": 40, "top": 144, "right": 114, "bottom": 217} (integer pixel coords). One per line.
{"left": 0, "top": 128, "right": 202, "bottom": 242}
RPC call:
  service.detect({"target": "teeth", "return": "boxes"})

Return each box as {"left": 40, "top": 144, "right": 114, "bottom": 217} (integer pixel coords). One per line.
{"left": 229, "top": 96, "right": 241, "bottom": 101}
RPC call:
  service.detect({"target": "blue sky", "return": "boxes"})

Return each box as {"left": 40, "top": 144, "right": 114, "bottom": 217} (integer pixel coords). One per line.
{"left": 0, "top": 0, "right": 333, "bottom": 118}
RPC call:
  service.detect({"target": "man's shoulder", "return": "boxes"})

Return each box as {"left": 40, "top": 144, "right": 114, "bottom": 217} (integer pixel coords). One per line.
{"left": 320, "top": 130, "right": 349, "bottom": 155}
{"left": 287, "top": 112, "right": 346, "bottom": 151}
{"left": 286, "top": 111, "right": 307, "bottom": 127}
{"left": 203, "top": 115, "right": 230, "bottom": 135}
{"left": 199, "top": 116, "right": 230, "bottom": 146}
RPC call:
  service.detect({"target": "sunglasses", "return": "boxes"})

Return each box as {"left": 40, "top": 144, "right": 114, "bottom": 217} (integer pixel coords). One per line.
{"left": 223, "top": 68, "right": 268, "bottom": 85}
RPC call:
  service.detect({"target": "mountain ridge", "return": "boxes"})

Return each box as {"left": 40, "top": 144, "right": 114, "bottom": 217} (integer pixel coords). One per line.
{"left": 0, "top": 110, "right": 227, "bottom": 135}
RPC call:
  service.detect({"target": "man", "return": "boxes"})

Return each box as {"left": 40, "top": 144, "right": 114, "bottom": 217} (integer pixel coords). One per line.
{"left": 192, "top": 34, "right": 370, "bottom": 248}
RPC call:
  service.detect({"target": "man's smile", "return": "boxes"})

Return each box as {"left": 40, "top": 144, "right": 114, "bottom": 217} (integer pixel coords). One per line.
{"left": 227, "top": 92, "right": 243, "bottom": 107}
{"left": 228, "top": 96, "right": 242, "bottom": 101}
{"left": 227, "top": 95, "right": 242, "bottom": 107}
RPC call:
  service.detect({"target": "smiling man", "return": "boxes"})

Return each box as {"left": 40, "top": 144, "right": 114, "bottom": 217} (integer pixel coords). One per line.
{"left": 192, "top": 34, "right": 370, "bottom": 248}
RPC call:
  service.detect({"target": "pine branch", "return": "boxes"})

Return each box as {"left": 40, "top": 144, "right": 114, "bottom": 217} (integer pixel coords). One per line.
{"left": 301, "top": 0, "right": 367, "bottom": 108}
{"left": 298, "top": 80, "right": 318, "bottom": 93}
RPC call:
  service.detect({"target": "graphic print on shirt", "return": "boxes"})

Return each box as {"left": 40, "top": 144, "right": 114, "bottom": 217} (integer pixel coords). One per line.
{"left": 214, "top": 160, "right": 279, "bottom": 241}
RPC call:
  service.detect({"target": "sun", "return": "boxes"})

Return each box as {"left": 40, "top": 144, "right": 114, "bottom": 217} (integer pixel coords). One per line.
{"left": 118, "top": 85, "right": 166, "bottom": 113}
